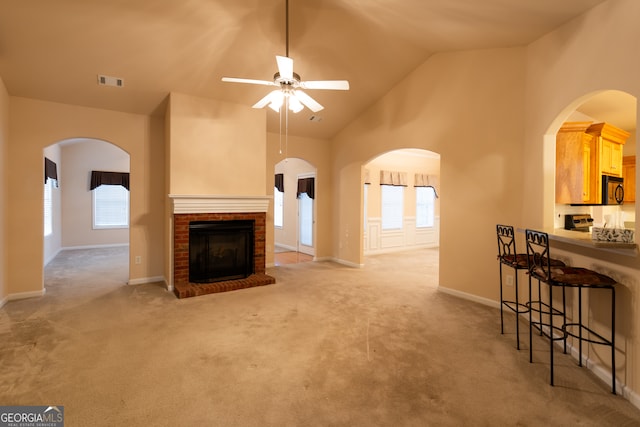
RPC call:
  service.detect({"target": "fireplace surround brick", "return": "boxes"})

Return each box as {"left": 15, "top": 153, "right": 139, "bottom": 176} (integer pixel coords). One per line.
{"left": 173, "top": 212, "right": 275, "bottom": 298}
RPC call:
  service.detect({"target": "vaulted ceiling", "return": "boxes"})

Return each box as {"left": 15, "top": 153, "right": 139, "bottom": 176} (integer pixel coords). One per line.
{"left": 0, "top": 0, "right": 610, "bottom": 139}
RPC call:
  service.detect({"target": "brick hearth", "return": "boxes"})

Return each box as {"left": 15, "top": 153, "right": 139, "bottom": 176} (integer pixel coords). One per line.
{"left": 173, "top": 212, "right": 275, "bottom": 298}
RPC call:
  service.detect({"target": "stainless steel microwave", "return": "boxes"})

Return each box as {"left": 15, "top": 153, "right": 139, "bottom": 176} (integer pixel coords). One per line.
{"left": 602, "top": 175, "right": 624, "bottom": 205}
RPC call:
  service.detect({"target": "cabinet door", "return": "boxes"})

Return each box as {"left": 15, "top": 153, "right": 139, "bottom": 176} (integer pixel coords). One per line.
{"left": 556, "top": 129, "right": 596, "bottom": 204}
{"left": 601, "top": 139, "right": 623, "bottom": 176}
{"left": 623, "top": 156, "right": 636, "bottom": 203}
{"left": 582, "top": 139, "right": 593, "bottom": 203}
{"left": 611, "top": 142, "right": 623, "bottom": 176}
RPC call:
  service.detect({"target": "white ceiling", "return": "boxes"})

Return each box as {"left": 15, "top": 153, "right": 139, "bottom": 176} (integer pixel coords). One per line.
{"left": 0, "top": 0, "right": 618, "bottom": 139}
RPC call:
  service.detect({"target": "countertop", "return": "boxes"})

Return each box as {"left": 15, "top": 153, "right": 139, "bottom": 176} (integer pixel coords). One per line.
{"left": 544, "top": 228, "right": 637, "bottom": 256}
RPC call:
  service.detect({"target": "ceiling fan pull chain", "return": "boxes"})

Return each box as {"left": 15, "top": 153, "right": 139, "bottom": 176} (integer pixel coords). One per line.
{"left": 279, "top": 106, "right": 283, "bottom": 154}
{"left": 285, "top": 97, "right": 289, "bottom": 158}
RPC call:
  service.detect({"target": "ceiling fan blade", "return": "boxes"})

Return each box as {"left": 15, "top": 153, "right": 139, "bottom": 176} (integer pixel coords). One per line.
{"left": 221, "top": 77, "right": 276, "bottom": 86}
{"left": 294, "top": 90, "right": 324, "bottom": 113}
{"left": 252, "top": 90, "right": 282, "bottom": 109}
{"left": 276, "top": 55, "right": 294, "bottom": 80}
{"left": 300, "top": 80, "right": 350, "bottom": 90}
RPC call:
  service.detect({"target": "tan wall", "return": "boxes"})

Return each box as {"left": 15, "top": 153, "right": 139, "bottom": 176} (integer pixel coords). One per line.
{"left": 7, "top": 97, "right": 165, "bottom": 295}
{"left": 0, "top": 77, "right": 8, "bottom": 304}
{"left": 331, "top": 47, "right": 526, "bottom": 274}
{"left": 167, "top": 93, "right": 266, "bottom": 196}
{"left": 61, "top": 140, "right": 129, "bottom": 248}
{"left": 267, "top": 132, "right": 332, "bottom": 264}
{"left": 523, "top": 0, "right": 640, "bottom": 397}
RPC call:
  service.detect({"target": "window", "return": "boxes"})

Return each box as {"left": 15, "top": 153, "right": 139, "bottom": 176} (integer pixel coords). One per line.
{"left": 93, "top": 184, "right": 129, "bottom": 229}
{"left": 299, "top": 192, "right": 313, "bottom": 246}
{"left": 381, "top": 185, "right": 404, "bottom": 230}
{"left": 416, "top": 186, "right": 436, "bottom": 228}
{"left": 44, "top": 180, "right": 53, "bottom": 236}
{"left": 274, "top": 186, "right": 284, "bottom": 228}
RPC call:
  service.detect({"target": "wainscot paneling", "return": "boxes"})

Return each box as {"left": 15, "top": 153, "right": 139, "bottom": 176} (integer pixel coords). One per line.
{"left": 364, "top": 217, "right": 439, "bottom": 255}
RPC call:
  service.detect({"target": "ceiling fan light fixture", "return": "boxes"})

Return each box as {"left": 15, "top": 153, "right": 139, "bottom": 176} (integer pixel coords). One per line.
{"left": 266, "top": 91, "right": 284, "bottom": 112}
{"left": 268, "top": 102, "right": 281, "bottom": 113}
{"left": 288, "top": 94, "right": 304, "bottom": 113}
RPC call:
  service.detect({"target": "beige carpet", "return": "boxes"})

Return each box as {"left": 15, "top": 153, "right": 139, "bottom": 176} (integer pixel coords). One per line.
{"left": 1, "top": 247, "right": 640, "bottom": 426}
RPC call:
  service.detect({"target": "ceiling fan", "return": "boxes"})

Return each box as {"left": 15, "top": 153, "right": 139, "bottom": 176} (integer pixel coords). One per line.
{"left": 221, "top": 0, "right": 349, "bottom": 114}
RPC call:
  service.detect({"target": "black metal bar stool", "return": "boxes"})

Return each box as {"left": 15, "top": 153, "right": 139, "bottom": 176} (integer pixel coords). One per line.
{"left": 496, "top": 224, "right": 530, "bottom": 349}
{"left": 497, "top": 225, "right": 565, "bottom": 350}
{"left": 525, "top": 229, "right": 617, "bottom": 394}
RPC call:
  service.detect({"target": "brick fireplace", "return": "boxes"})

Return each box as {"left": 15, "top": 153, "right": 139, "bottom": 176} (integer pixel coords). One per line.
{"left": 170, "top": 195, "right": 275, "bottom": 298}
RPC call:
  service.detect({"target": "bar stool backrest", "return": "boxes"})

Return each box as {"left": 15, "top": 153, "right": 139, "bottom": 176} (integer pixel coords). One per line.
{"left": 525, "top": 229, "right": 553, "bottom": 282}
{"left": 497, "top": 224, "right": 518, "bottom": 261}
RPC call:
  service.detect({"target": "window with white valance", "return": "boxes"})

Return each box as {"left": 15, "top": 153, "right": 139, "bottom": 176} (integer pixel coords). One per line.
{"left": 414, "top": 173, "right": 439, "bottom": 197}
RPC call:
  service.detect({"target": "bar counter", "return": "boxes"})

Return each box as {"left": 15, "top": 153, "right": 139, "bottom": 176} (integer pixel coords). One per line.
{"left": 543, "top": 228, "right": 637, "bottom": 256}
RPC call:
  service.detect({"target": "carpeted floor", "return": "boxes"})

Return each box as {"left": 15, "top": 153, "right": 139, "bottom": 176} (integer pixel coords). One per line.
{"left": 1, "top": 246, "right": 640, "bottom": 426}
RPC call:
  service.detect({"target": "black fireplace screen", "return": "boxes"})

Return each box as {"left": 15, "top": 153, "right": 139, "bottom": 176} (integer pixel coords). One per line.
{"left": 189, "top": 220, "right": 254, "bottom": 283}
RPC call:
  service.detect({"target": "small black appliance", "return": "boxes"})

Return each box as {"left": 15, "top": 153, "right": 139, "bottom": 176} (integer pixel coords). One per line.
{"left": 564, "top": 214, "right": 594, "bottom": 232}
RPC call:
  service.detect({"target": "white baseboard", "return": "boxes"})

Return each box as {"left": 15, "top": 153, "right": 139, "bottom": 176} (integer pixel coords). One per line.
{"left": 626, "top": 388, "right": 640, "bottom": 411}
{"left": 364, "top": 243, "right": 438, "bottom": 256}
{"left": 438, "top": 285, "right": 500, "bottom": 309}
{"left": 8, "top": 288, "right": 46, "bottom": 302}
{"left": 274, "top": 243, "right": 297, "bottom": 252}
{"left": 0, "top": 294, "right": 8, "bottom": 308}
{"left": 330, "top": 257, "right": 364, "bottom": 268}
{"left": 127, "top": 276, "right": 165, "bottom": 286}
{"left": 164, "top": 278, "right": 173, "bottom": 292}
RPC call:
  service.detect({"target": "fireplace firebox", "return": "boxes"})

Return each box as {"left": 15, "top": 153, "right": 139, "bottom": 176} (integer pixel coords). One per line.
{"left": 189, "top": 220, "right": 254, "bottom": 283}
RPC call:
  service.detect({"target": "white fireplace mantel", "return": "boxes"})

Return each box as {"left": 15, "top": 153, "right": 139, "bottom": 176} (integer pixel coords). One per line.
{"left": 169, "top": 195, "right": 271, "bottom": 214}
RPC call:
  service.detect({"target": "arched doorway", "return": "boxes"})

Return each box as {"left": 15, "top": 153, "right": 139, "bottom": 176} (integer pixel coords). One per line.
{"left": 362, "top": 148, "right": 441, "bottom": 256}
{"left": 274, "top": 157, "right": 317, "bottom": 265}
{"left": 43, "top": 138, "right": 130, "bottom": 287}
{"left": 549, "top": 90, "right": 637, "bottom": 230}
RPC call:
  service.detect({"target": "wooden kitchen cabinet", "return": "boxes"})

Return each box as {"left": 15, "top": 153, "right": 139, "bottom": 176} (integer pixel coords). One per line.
{"left": 586, "top": 122, "right": 629, "bottom": 177}
{"left": 556, "top": 122, "right": 597, "bottom": 204}
{"left": 623, "top": 156, "right": 636, "bottom": 203}
{"left": 556, "top": 121, "right": 630, "bottom": 204}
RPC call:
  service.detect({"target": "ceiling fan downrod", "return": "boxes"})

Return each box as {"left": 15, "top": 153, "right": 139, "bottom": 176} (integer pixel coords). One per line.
{"left": 285, "top": 0, "right": 290, "bottom": 58}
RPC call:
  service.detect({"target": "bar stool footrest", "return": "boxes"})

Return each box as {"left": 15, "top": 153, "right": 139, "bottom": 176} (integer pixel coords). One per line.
{"left": 527, "top": 300, "right": 565, "bottom": 317}
{"left": 502, "top": 300, "right": 529, "bottom": 315}
{"left": 563, "top": 323, "right": 613, "bottom": 346}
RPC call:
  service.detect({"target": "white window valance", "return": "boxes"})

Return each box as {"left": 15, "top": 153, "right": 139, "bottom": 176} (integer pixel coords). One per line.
{"left": 380, "top": 170, "right": 407, "bottom": 186}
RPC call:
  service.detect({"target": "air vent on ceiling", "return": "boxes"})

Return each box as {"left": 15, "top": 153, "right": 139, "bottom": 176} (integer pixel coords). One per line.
{"left": 97, "top": 74, "right": 124, "bottom": 87}
{"left": 309, "top": 115, "right": 323, "bottom": 122}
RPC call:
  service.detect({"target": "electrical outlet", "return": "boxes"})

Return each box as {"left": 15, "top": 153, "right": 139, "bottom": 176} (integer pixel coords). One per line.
{"left": 135, "top": 256, "right": 142, "bottom": 265}
{"left": 506, "top": 275, "right": 514, "bottom": 287}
